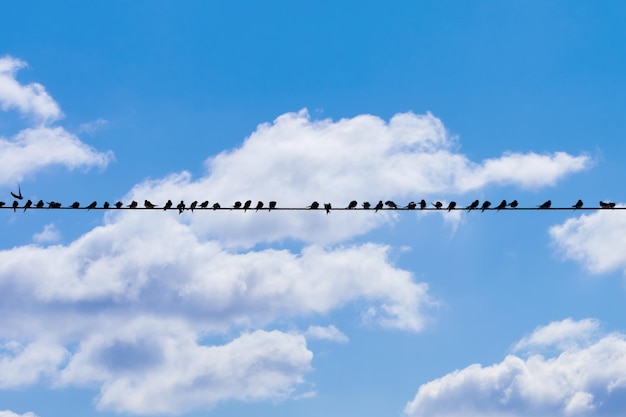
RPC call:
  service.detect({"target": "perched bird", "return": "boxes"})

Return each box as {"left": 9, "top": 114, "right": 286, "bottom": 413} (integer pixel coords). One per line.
{"left": 362, "top": 201, "right": 371, "bottom": 209}
{"left": 23, "top": 199, "right": 32, "bottom": 212}
{"left": 177, "top": 200, "right": 185, "bottom": 214}
{"left": 538, "top": 200, "right": 552, "bottom": 209}
{"left": 12, "top": 200, "right": 18, "bottom": 212}
{"left": 406, "top": 201, "right": 417, "bottom": 210}
{"left": 35, "top": 200, "right": 44, "bottom": 209}
{"left": 70, "top": 201, "right": 80, "bottom": 209}
{"left": 255, "top": 201, "right": 264, "bottom": 211}
{"left": 200, "top": 201, "right": 209, "bottom": 209}
{"left": 47, "top": 201, "right": 61, "bottom": 209}
{"left": 308, "top": 201, "right": 320, "bottom": 209}
{"left": 189, "top": 201, "right": 198, "bottom": 212}
{"left": 233, "top": 201, "right": 242, "bottom": 209}
{"left": 509, "top": 200, "right": 519, "bottom": 208}
{"left": 10, "top": 185, "right": 23, "bottom": 200}
{"left": 481, "top": 201, "right": 491, "bottom": 212}
{"left": 0, "top": 201, "right": 5, "bottom": 208}
{"left": 324, "top": 203, "right": 332, "bottom": 214}
{"left": 86, "top": 201, "right": 97, "bottom": 210}
{"left": 128, "top": 201, "right": 138, "bottom": 209}
{"left": 243, "top": 200, "right": 252, "bottom": 212}
{"left": 467, "top": 200, "right": 480, "bottom": 211}
{"left": 103, "top": 201, "right": 110, "bottom": 209}
{"left": 432, "top": 201, "right": 443, "bottom": 209}
{"left": 385, "top": 200, "right": 398, "bottom": 209}
{"left": 212, "top": 202, "right": 221, "bottom": 210}
{"left": 163, "top": 200, "right": 172, "bottom": 210}
{"left": 115, "top": 201, "right": 124, "bottom": 209}
{"left": 374, "top": 200, "right": 384, "bottom": 212}
{"left": 600, "top": 201, "right": 615, "bottom": 209}
{"left": 144, "top": 200, "right": 157, "bottom": 209}
{"left": 347, "top": 200, "right": 358, "bottom": 209}
{"left": 269, "top": 201, "right": 277, "bottom": 211}
{"left": 495, "top": 200, "right": 507, "bottom": 211}
{"left": 447, "top": 201, "right": 457, "bottom": 211}
{"left": 572, "top": 199, "right": 583, "bottom": 210}
{"left": 420, "top": 199, "right": 427, "bottom": 210}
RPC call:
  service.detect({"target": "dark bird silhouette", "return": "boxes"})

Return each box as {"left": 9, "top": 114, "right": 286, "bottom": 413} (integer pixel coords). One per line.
{"left": 0, "top": 202, "right": 5, "bottom": 208}
{"left": 115, "top": 201, "right": 124, "bottom": 209}
{"left": 495, "top": 200, "right": 507, "bottom": 211}
{"left": 70, "top": 201, "right": 80, "bottom": 209}
{"left": 324, "top": 203, "right": 332, "bottom": 214}
{"left": 420, "top": 199, "right": 427, "bottom": 210}
{"left": 10, "top": 185, "right": 23, "bottom": 200}
{"left": 481, "top": 201, "right": 491, "bottom": 212}
{"left": 374, "top": 200, "right": 384, "bottom": 212}
{"left": 255, "top": 201, "right": 264, "bottom": 211}
{"left": 447, "top": 201, "right": 457, "bottom": 211}
{"left": 35, "top": 200, "right": 44, "bottom": 208}
{"left": 538, "top": 200, "right": 552, "bottom": 209}
{"left": 12, "top": 200, "right": 18, "bottom": 212}
{"left": 23, "top": 199, "right": 32, "bottom": 212}
{"left": 189, "top": 201, "right": 198, "bottom": 212}
{"left": 347, "top": 200, "right": 358, "bottom": 209}
{"left": 47, "top": 201, "right": 61, "bottom": 209}
{"left": 308, "top": 201, "right": 319, "bottom": 209}
{"left": 467, "top": 200, "right": 479, "bottom": 211}
{"left": 509, "top": 200, "right": 518, "bottom": 208}
{"left": 103, "top": 201, "right": 110, "bottom": 209}
{"left": 128, "top": 201, "right": 138, "bottom": 209}
{"left": 177, "top": 200, "right": 185, "bottom": 214}
{"left": 243, "top": 200, "right": 252, "bottom": 212}
{"left": 432, "top": 201, "right": 443, "bottom": 209}
{"left": 144, "top": 200, "right": 156, "bottom": 209}
{"left": 212, "top": 202, "right": 221, "bottom": 210}
{"left": 406, "top": 201, "right": 417, "bottom": 210}
{"left": 572, "top": 199, "right": 583, "bottom": 210}
{"left": 385, "top": 200, "right": 398, "bottom": 209}
{"left": 269, "top": 201, "right": 276, "bottom": 211}
{"left": 86, "top": 201, "right": 97, "bottom": 210}
{"left": 163, "top": 200, "right": 172, "bottom": 210}
{"left": 600, "top": 201, "right": 615, "bottom": 209}
{"left": 362, "top": 201, "right": 371, "bottom": 209}
{"left": 233, "top": 201, "right": 242, "bottom": 209}
{"left": 200, "top": 201, "right": 209, "bottom": 209}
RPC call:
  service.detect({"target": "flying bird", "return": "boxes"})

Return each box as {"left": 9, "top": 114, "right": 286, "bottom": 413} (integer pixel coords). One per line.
{"left": 255, "top": 201, "right": 264, "bottom": 211}
{"left": 385, "top": 200, "right": 398, "bottom": 209}
{"left": 243, "top": 200, "right": 252, "bottom": 212}
{"left": 481, "top": 201, "right": 491, "bottom": 212}
{"left": 467, "top": 200, "right": 479, "bottom": 211}
{"left": 12, "top": 200, "right": 18, "bottom": 212}
{"left": 115, "top": 201, "right": 124, "bottom": 209}
{"left": 495, "top": 200, "right": 507, "bottom": 211}
{"left": 70, "top": 202, "right": 80, "bottom": 209}
{"left": 432, "top": 201, "right": 443, "bottom": 209}
{"left": 144, "top": 200, "right": 157, "bottom": 209}
{"left": 10, "top": 185, "right": 23, "bottom": 200}
{"left": 23, "top": 199, "right": 32, "bottom": 212}
{"left": 447, "top": 201, "right": 456, "bottom": 211}
{"left": 86, "top": 201, "right": 97, "bottom": 210}
{"left": 420, "top": 199, "right": 427, "bottom": 210}
{"left": 538, "top": 200, "right": 552, "bottom": 209}
{"left": 128, "top": 201, "right": 138, "bottom": 209}
{"left": 308, "top": 201, "right": 319, "bottom": 209}
{"left": 324, "top": 203, "right": 332, "bottom": 214}
{"left": 374, "top": 200, "right": 384, "bottom": 212}
{"left": 233, "top": 201, "right": 242, "bottom": 209}
{"left": 35, "top": 200, "right": 44, "bottom": 209}
{"left": 406, "top": 201, "right": 417, "bottom": 210}
{"left": 177, "top": 200, "right": 185, "bottom": 214}
{"left": 212, "top": 202, "right": 221, "bottom": 210}
{"left": 362, "top": 201, "right": 371, "bottom": 209}
{"left": 200, "top": 201, "right": 209, "bottom": 209}
{"left": 163, "top": 200, "right": 172, "bottom": 210}
{"left": 103, "top": 201, "right": 110, "bottom": 209}
{"left": 572, "top": 199, "right": 583, "bottom": 210}
{"left": 509, "top": 200, "right": 518, "bottom": 208}
{"left": 269, "top": 201, "right": 277, "bottom": 211}
{"left": 190, "top": 201, "right": 198, "bottom": 212}
{"left": 347, "top": 200, "right": 358, "bottom": 209}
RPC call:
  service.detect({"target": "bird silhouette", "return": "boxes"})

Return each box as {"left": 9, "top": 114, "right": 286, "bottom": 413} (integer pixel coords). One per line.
{"left": 12, "top": 200, "right": 18, "bottom": 212}
{"left": 163, "top": 200, "right": 172, "bottom": 210}
{"left": 308, "top": 201, "right": 319, "bottom": 209}
{"left": 572, "top": 199, "right": 583, "bottom": 210}
{"left": 144, "top": 200, "right": 157, "bottom": 209}
{"left": 177, "top": 200, "right": 185, "bottom": 214}
{"left": 23, "top": 199, "right": 32, "bottom": 212}
{"left": 324, "top": 203, "right": 332, "bottom": 214}
{"left": 467, "top": 200, "right": 479, "bottom": 211}
{"left": 35, "top": 200, "right": 44, "bottom": 208}
{"left": 538, "top": 200, "right": 551, "bottom": 209}
{"left": 269, "top": 201, "right": 277, "bottom": 211}
{"left": 347, "top": 200, "right": 358, "bottom": 209}
{"left": 362, "top": 201, "right": 371, "bottom": 209}
{"left": 200, "top": 201, "right": 209, "bottom": 209}
{"left": 47, "top": 201, "right": 61, "bottom": 209}
{"left": 128, "top": 201, "right": 138, "bottom": 209}
{"left": 86, "top": 201, "right": 97, "bottom": 210}
{"left": 0, "top": 202, "right": 5, "bottom": 208}
{"left": 447, "top": 201, "right": 457, "bottom": 211}
{"left": 115, "top": 201, "right": 124, "bottom": 209}
{"left": 509, "top": 200, "right": 519, "bottom": 208}
{"left": 385, "top": 200, "right": 398, "bottom": 209}
{"left": 103, "top": 201, "right": 110, "bottom": 209}
{"left": 190, "top": 201, "right": 198, "bottom": 212}
{"left": 599, "top": 201, "right": 615, "bottom": 209}
{"left": 255, "top": 201, "right": 264, "bottom": 211}
{"left": 243, "top": 200, "right": 252, "bottom": 212}
{"left": 10, "top": 185, "right": 23, "bottom": 200}
{"left": 481, "top": 201, "right": 491, "bottom": 212}
{"left": 432, "top": 201, "right": 443, "bottom": 209}
{"left": 495, "top": 200, "right": 507, "bottom": 211}
{"left": 406, "top": 201, "right": 417, "bottom": 210}
{"left": 70, "top": 202, "right": 80, "bottom": 209}
{"left": 374, "top": 200, "right": 384, "bottom": 212}
{"left": 420, "top": 199, "right": 427, "bottom": 210}
{"left": 233, "top": 201, "right": 242, "bottom": 209}
{"left": 212, "top": 202, "right": 221, "bottom": 210}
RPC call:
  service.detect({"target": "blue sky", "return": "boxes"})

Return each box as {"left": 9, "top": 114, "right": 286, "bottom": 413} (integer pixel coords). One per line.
{"left": 2, "top": 2, "right": 626, "bottom": 417}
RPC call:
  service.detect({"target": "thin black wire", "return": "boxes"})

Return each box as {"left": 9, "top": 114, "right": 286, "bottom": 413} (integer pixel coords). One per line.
{"left": 0, "top": 206, "right": 623, "bottom": 211}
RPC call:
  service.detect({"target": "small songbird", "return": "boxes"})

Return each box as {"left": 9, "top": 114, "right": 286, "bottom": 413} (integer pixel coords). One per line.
{"left": 362, "top": 201, "right": 371, "bottom": 209}
{"left": 23, "top": 199, "right": 32, "bottom": 212}
{"left": 432, "top": 201, "right": 443, "bottom": 209}
{"left": 0, "top": 202, "right": 5, "bottom": 208}
{"left": 12, "top": 200, "right": 18, "bottom": 212}
{"left": 324, "top": 203, "right": 332, "bottom": 214}
{"left": 467, "top": 200, "right": 480, "bottom": 211}
{"left": 481, "top": 201, "right": 491, "bottom": 212}
{"left": 269, "top": 201, "right": 277, "bottom": 211}
{"left": 200, "top": 201, "right": 209, "bottom": 209}
{"left": 86, "top": 201, "right": 97, "bottom": 210}
{"left": 509, "top": 200, "right": 519, "bottom": 208}
{"left": 308, "top": 201, "right": 319, "bottom": 209}
{"left": 406, "top": 201, "right": 417, "bottom": 210}
{"left": 128, "top": 201, "right": 138, "bottom": 209}
{"left": 255, "top": 201, "right": 264, "bottom": 211}
{"left": 47, "top": 201, "right": 60, "bottom": 209}
{"left": 233, "top": 201, "right": 242, "bottom": 209}
{"left": 447, "top": 201, "right": 457, "bottom": 211}
{"left": 600, "top": 201, "right": 615, "bottom": 209}
{"left": 495, "top": 200, "right": 507, "bottom": 211}
{"left": 163, "top": 200, "right": 172, "bottom": 210}
{"left": 190, "top": 201, "right": 198, "bottom": 212}
{"left": 103, "top": 201, "right": 110, "bottom": 209}
{"left": 70, "top": 201, "right": 80, "bottom": 209}
{"left": 35, "top": 200, "right": 44, "bottom": 208}
{"left": 144, "top": 200, "right": 157, "bottom": 209}
{"left": 115, "top": 201, "right": 124, "bottom": 209}
{"left": 572, "top": 199, "right": 583, "bottom": 210}
{"left": 177, "top": 200, "right": 185, "bottom": 214}
{"left": 420, "top": 199, "right": 427, "bottom": 210}
{"left": 374, "top": 200, "right": 384, "bottom": 212}
{"left": 538, "top": 200, "right": 552, "bottom": 209}
{"left": 243, "top": 200, "right": 252, "bottom": 212}
{"left": 212, "top": 202, "right": 221, "bottom": 210}
{"left": 385, "top": 200, "right": 398, "bottom": 209}
{"left": 10, "top": 185, "right": 23, "bottom": 200}
{"left": 347, "top": 200, "right": 358, "bottom": 209}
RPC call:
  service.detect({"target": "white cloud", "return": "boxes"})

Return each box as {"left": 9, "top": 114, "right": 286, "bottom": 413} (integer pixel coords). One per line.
{"left": 305, "top": 325, "right": 349, "bottom": 343}
{"left": 78, "top": 118, "right": 108, "bottom": 135}
{"left": 0, "top": 341, "right": 67, "bottom": 388}
{"left": 550, "top": 206, "right": 626, "bottom": 274}
{"left": 0, "top": 56, "right": 62, "bottom": 123}
{"left": 0, "top": 411, "right": 39, "bottom": 417}
{"left": 32, "top": 223, "right": 61, "bottom": 244}
{"left": 404, "top": 318, "right": 626, "bottom": 417}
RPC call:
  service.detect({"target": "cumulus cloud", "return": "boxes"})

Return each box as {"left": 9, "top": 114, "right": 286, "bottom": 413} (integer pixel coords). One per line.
{"left": 304, "top": 325, "right": 349, "bottom": 343}
{"left": 404, "top": 318, "right": 626, "bottom": 417}
{"left": 550, "top": 207, "right": 626, "bottom": 274}
{"left": 32, "top": 223, "right": 61, "bottom": 244}
{"left": 0, "top": 341, "right": 67, "bottom": 388}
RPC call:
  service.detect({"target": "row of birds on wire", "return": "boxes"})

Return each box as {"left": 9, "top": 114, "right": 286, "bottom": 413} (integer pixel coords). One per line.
{"left": 0, "top": 186, "right": 620, "bottom": 213}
